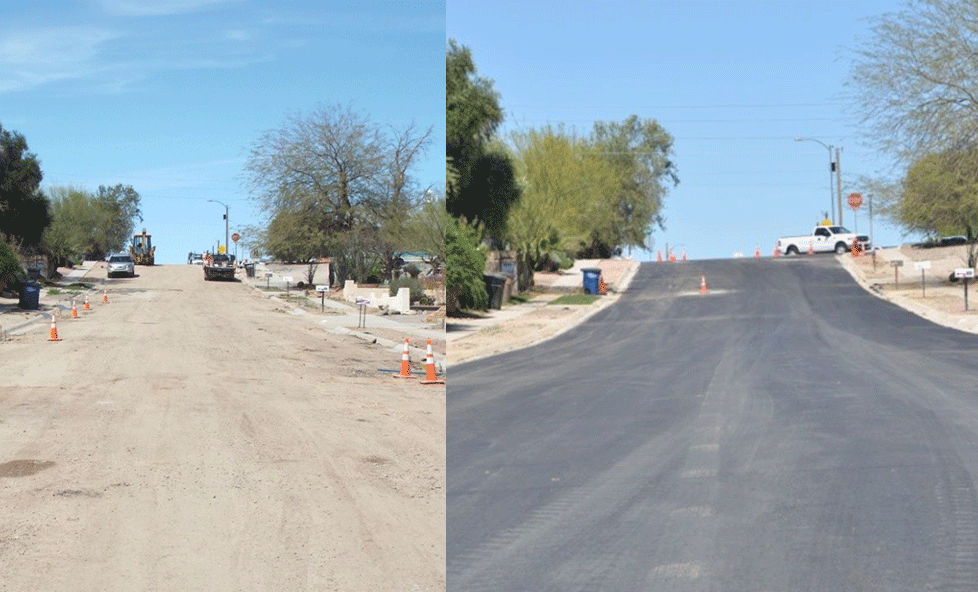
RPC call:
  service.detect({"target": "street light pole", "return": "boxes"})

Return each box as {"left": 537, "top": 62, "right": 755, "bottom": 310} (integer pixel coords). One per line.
{"left": 207, "top": 199, "right": 229, "bottom": 255}
{"left": 795, "top": 137, "right": 836, "bottom": 224}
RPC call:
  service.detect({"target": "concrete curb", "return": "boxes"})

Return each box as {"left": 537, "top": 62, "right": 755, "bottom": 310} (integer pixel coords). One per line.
{"left": 837, "top": 252, "right": 978, "bottom": 335}
{"left": 452, "top": 259, "right": 642, "bottom": 367}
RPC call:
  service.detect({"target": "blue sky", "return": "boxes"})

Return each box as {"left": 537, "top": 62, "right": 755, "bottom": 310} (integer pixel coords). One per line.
{"left": 449, "top": 0, "right": 921, "bottom": 261}
{"left": 1, "top": 0, "right": 445, "bottom": 265}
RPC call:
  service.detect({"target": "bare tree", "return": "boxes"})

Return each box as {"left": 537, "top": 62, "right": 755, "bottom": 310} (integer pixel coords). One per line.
{"left": 849, "top": 0, "right": 978, "bottom": 160}
{"left": 245, "top": 105, "right": 433, "bottom": 284}
{"left": 245, "top": 104, "right": 385, "bottom": 235}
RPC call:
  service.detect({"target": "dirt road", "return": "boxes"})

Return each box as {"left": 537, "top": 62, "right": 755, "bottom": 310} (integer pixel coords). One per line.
{"left": 0, "top": 265, "right": 445, "bottom": 591}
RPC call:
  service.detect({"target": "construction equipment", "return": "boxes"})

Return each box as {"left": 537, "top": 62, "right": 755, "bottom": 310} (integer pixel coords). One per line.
{"left": 129, "top": 228, "right": 155, "bottom": 265}
{"left": 203, "top": 253, "right": 236, "bottom": 281}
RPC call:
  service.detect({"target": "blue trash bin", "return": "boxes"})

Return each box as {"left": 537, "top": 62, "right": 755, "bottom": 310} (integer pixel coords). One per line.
{"left": 581, "top": 268, "right": 602, "bottom": 295}
{"left": 19, "top": 281, "right": 40, "bottom": 310}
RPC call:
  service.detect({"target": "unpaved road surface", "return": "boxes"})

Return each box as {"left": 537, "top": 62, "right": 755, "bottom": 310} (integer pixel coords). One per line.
{"left": 1, "top": 265, "right": 444, "bottom": 591}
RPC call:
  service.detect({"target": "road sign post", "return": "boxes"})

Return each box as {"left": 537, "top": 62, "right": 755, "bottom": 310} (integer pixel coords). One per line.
{"left": 890, "top": 259, "right": 904, "bottom": 289}
{"left": 848, "top": 193, "right": 862, "bottom": 232}
{"left": 956, "top": 268, "right": 975, "bottom": 310}
{"left": 914, "top": 261, "right": 931, "bottom": 298}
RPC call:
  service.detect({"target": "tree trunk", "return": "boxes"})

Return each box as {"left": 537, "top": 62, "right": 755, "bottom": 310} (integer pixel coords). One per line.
{"left": 516, "top": 250, "right": 534, "bottom": 292}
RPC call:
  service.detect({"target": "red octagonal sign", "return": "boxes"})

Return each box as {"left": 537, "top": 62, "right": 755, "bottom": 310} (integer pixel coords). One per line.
{"left": 848, "top": 192, "right": 863, "bottom": 210}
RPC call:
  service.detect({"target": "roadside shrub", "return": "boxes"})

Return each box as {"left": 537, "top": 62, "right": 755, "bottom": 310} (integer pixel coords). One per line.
{"left": 446, "top": 217, "right": 488, "bottom": 311}
{"left": 390, "top": 276, "right": 425, "bottom": 303}
{"left": 401, "top": 263, "right": 421, "bottom": 278}
{"left": 0, "top": 239, "right": 25, "bottom": 294}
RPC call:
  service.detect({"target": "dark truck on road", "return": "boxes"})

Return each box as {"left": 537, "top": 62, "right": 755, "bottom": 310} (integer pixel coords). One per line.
{"left": 203, "top": 253, "right": 236, "bottom": 281}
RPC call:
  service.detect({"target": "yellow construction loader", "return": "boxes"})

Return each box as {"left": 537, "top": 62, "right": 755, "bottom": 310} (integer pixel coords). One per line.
{"left": 129, "top": 228, "right": 155, "bottom": 265}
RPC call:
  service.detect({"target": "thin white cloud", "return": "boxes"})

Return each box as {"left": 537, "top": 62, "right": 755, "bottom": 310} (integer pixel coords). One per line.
{"left": 0, "top": 26, "right": 119, "bottom": 92}
{"left": 96, "top": 0, "right": 239, "bottom": 17}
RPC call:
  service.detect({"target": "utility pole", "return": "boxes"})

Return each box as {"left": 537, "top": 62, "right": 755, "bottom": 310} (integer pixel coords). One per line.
{"left": 835, "top": 147, "right": 843, "bottom": 227}
{"left": 794, "top": 137, "right": 835, "bottom": 223}
{"left": 208, "top": 199, "right": 229, "bottom": 254}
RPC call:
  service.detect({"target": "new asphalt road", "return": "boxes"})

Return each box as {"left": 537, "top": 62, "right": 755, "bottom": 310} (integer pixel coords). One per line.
{"left": 448, "top": 257, "right": 978, "bottom": 591}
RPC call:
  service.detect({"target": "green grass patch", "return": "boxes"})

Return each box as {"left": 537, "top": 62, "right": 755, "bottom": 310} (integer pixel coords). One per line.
{"left": 548, "top": 293, "right": 600, "bottom": 306}
{"left": 506, "top": 293, "right": 531, "bottom": 305}
{"left": 47, "top": 288, "right": 62, "bottom": 295}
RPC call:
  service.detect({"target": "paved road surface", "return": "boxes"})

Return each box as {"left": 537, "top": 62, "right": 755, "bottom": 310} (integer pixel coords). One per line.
{"left": 448, "top": 257, "right": 978, "bottom": 591}
{"left": 1, "top": 264, "right": 444, "bottom": 591}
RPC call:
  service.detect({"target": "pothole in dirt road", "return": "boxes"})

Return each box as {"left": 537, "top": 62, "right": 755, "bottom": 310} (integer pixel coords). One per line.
{"left": 54, "top": 489, "right": 102, "bottom": 498}
{"left": 0, "top": 459, "right": 56, "bottom": 477}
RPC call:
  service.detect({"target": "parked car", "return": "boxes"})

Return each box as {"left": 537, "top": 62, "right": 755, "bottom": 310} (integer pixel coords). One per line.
{"left": 914, "top": 236, "right": 969, "bottom": 248}
{"left": 107, "top": 254, "right": 135, "bottom": 278}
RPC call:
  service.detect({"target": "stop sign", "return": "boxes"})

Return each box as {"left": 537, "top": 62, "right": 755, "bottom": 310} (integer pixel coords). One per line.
{"left": 848, "top": 192, "right": 863, "bottom": 210}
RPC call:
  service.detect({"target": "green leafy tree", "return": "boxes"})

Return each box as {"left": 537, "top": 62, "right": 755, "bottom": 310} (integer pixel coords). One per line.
{"left": 585, "top": 115, "right": 678, "bottom": 257}
{"left": 446, "top": 40, "right": 520, "bottom": 241}
{"left": 42, "top": 187, "right": 93, "bottom": 269}
{"left": 507, "top": 127, "right": 617, "bottom": 290}
{"left": 94, "top": 184, "right": 143, "bottom": 256}
{"left": 41, "top": 184, "right": 144, "bottom": 268}
{"left": 0, "top": 237, "right": 25, "bottom": 293}
{"left": 900, "top": 150, "right": 978, "bottom": 266}
{"left": 398, "top": 192, "right": 447, "bottom": 274}
{"left": 0, "top": 123, "right": 49, "bottom": 251}
{"left": 446, "top": 216, "right": 487, "bottom": 314}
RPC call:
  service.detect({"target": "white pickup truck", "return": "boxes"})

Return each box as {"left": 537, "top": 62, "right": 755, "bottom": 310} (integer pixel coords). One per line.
{"left": 776, "top": 225, "right": 870, "bottom": 256}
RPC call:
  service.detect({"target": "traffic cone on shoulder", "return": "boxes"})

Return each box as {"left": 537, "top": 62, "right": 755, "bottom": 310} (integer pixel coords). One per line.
{"left": 420, "top": 339, "right": 445, "bottom": 385}
{"left": 71, "top": 299, "right": 79, "bottom": 319}
{"left": 102, "top": 290, "right": 109, "bottom": 303}
{"left": 84, "top": 294, "right": 91, "bottom": 310}
{"left": 700, "top": 276, "right": 708, "bottom": 293}
{"left": 48, "top": 313, "right": 62, "bottom": 342}
{"left": 755, "top": 245, "right": 761, "bottom": 258}
{"left": 807, "top": 243, "right": 815, "bottom": 255}
{"left": 393, "top": 338, "right": 414, "bottom": 379}
{"left": 657, "top": 250, "right": 662, "bottom": 263}
{"left": 598, "top": 275, "right": 607, "bottom": 295}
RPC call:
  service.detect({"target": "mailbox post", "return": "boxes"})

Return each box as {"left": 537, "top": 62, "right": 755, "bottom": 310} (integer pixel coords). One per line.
{"left": 956, "top": 268, "right": 975, "bottom": 310}
{"left": 890, "top": 259, "right": 904, "bottom": 289}
{"left": 914, "top": 260, "right": 931, "bottom": 298}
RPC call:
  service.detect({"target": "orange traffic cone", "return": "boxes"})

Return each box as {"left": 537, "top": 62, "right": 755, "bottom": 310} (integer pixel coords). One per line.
{"left": 420, "top": 339, "right": 445, "bottom": 385}
{"left": 71, "top": 300, "right": 79, "bottom": 319}
{"left": 774, "top": 243, "right": 781, "bottom": 258}
{"left": 84, "top": 294, "right": 91, "bottom": 310}
{"left": 700, "top": 276, "right": 708, "bottom": 294}
{"left": 393, "top": 338, "right": 414, "bottom": 379}
{"left": 598, "top": 275, "right": 607, "bottom": 295}
{"left": 657, "top": 251, "right": 662, "bottom": 263}
{"left": 102, "top": 290, "right": 109, "bottom": 303}
{"left": 755, "top": 245, "right": 761, "bottom": 258}
{"left": 48, "top": 313, "right": 62, "bottom": 342}
{"left": 852, "top": 240, "right": 860, "bottom": 257}
{"left": 807, "top": 243, "right": 814, "bottom": 255}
